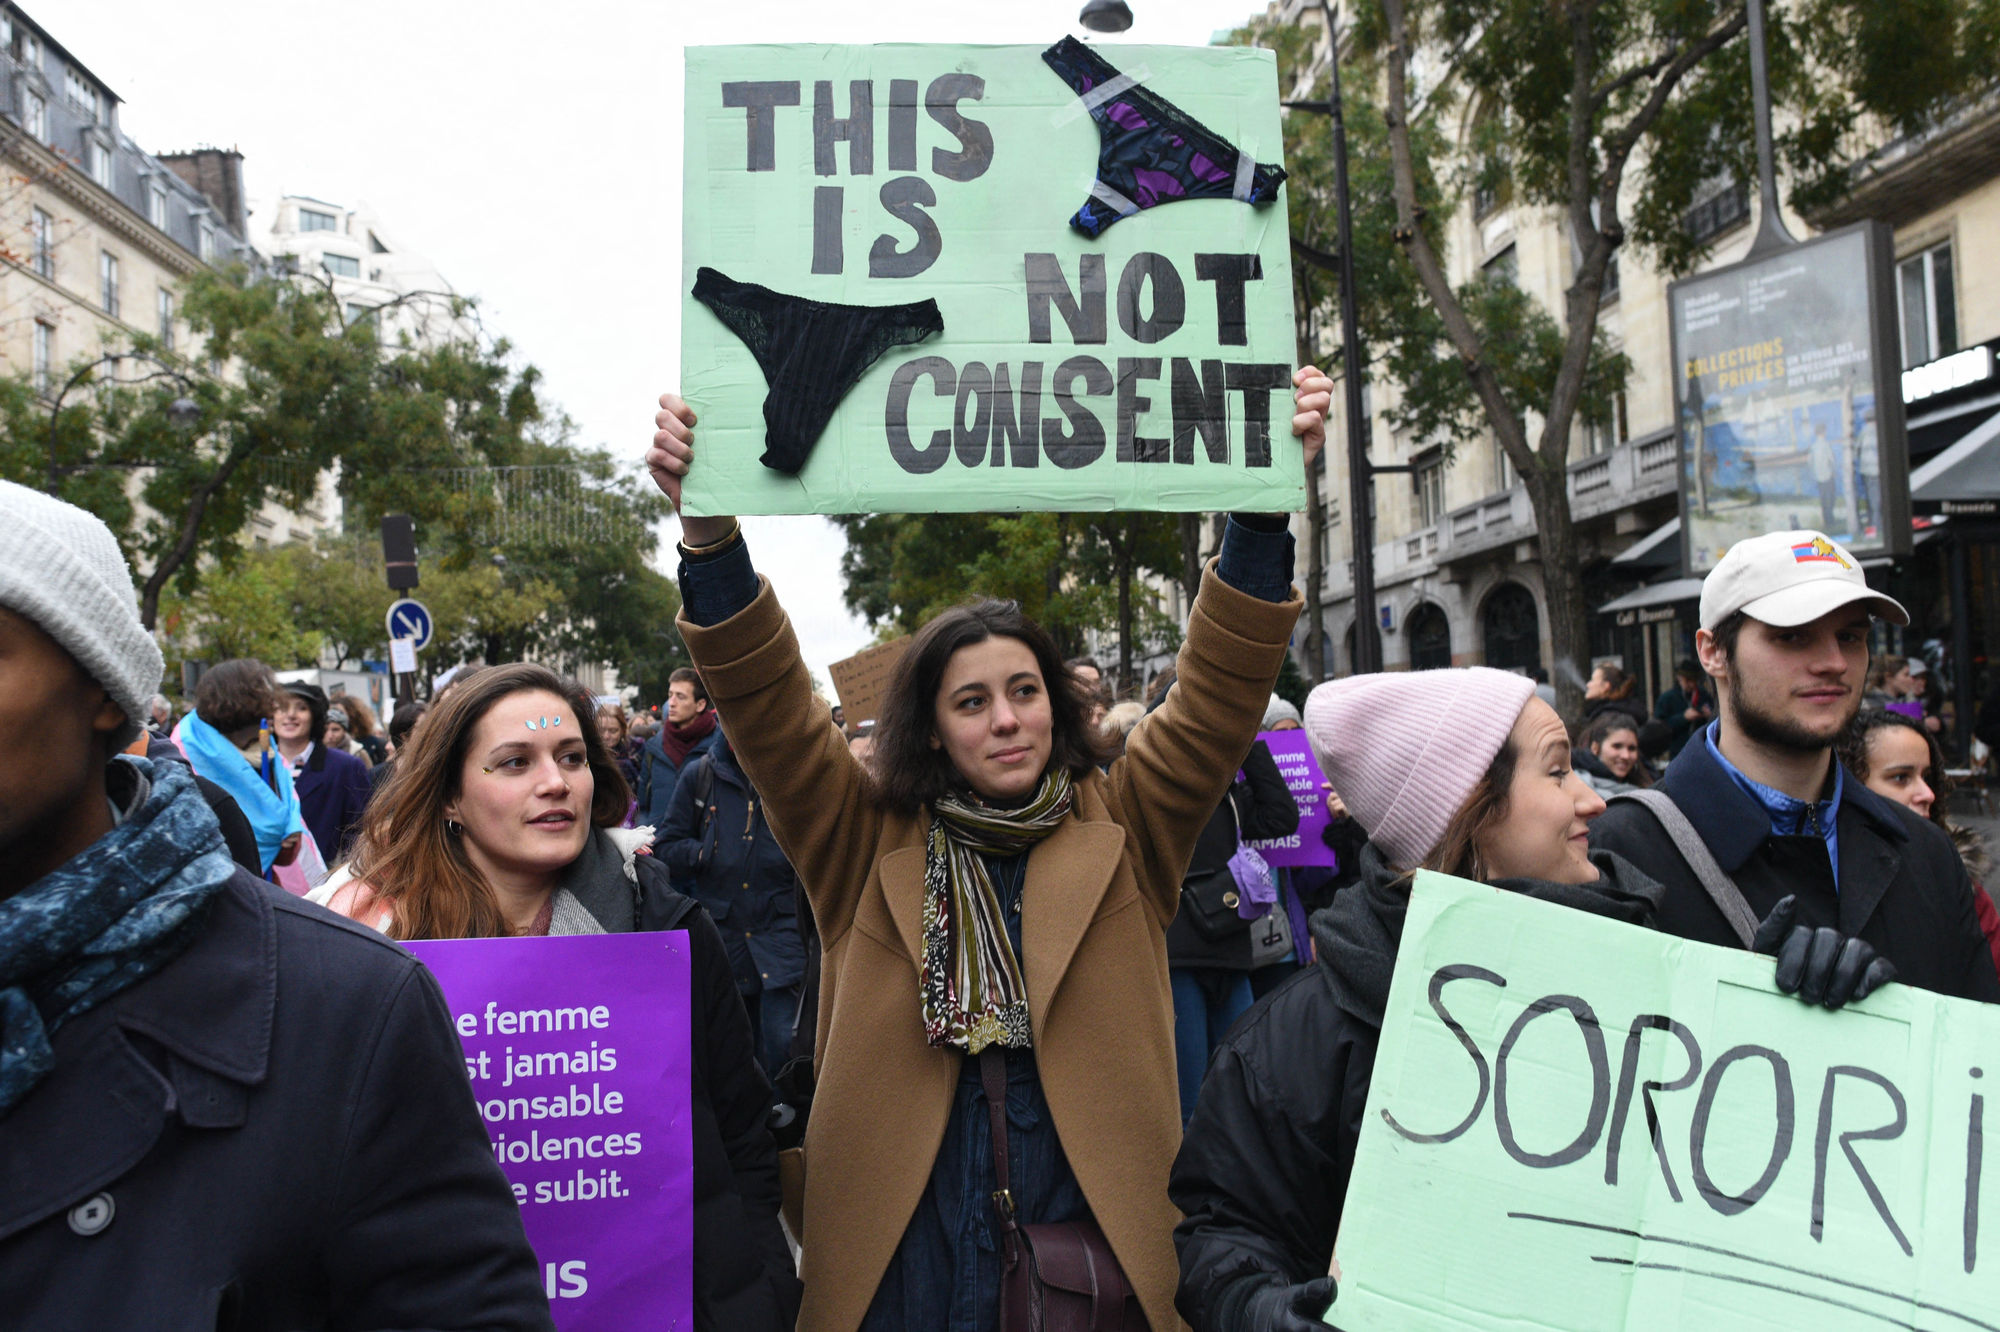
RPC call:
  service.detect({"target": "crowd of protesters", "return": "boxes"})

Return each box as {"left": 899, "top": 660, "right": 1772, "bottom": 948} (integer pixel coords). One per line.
{"left": 5, "top": 353, "right": 2000, "bottom": 1332}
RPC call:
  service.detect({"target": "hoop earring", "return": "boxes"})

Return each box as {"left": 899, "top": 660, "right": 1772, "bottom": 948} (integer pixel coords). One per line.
{"left": 445, "top": 819, "right": 463, "bottom": 837}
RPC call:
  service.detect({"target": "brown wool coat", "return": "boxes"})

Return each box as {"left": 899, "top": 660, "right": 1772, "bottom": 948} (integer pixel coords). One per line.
{"left": 679, "top": 560, "right": 1301, "bottom": 1332}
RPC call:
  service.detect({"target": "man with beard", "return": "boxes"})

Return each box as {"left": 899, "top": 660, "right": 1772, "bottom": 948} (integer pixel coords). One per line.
{"left": 1591, "top": 531, "right": 2000, "bottom": 1001}
{"left": 639, "top": 666, "right": 721, "bottom": 827}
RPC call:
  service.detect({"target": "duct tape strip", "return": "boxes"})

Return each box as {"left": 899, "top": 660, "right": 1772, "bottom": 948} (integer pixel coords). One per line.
{"left": 1089, "top": 178, "right": 1140, "bottom": 219}
{"left": 1233, "top": 143, "right": 1258, "bottom": 202}
{"left": 1051, "top": 66, "right": 1152, "bottom": 126}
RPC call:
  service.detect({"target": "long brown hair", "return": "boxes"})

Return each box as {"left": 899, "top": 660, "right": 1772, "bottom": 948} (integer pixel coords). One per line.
{"left": 869, "top": 598, "right": 1111, "bottom": 812}
{"left": 348, "top": 663, "right": 631, "bottom": 940}
{"left": 1418, "top": 738, "right": 1519, "bottom": 882}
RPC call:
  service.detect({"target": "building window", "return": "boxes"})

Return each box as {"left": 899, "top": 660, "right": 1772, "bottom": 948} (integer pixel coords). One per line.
{"left": 1899, "top": 241, "right": 1957, "bottom": 370}
{"left": 23, "top": 89, "right": 44, "bottom": 139}
{"left": 18, "top": 33, "right": 39, "bottom": 71}
{"left": 99, "top": 250, "right": 119, "bottom": 317}
{"left": 33, "top": 321, "right": 52, "bottom": 394}
{"left": 1482, "top": 245, "right": 1518, "bottom": 288}
{"left": 344, "top": 301, "right": 377, "bottom": 325}
{"left": 197, "top": 224, "right": 214, "bottom": 263}
{"left": 1684, "top": 173, "right": 1751, "bottom": 244}
{"left": 31, "top": 207, "right": 53, "bottom": 279}
{"left": 1494, "top": 438, "right": 1518, "bottom": 491}
{"left": 322, "top": 252, "right": 360, "bottom": 278}
{"left": 1413, "top": 450, "right": 1447, "bottom": 527}
{"left": 299, "top": 208, "right": 338, "bottom": 232}
{"left": 157, "top": 288, "right": 175, "bottom": 349}
{"left": 148, "top": 181, "right": 167, "bottom": 229}
{"left": 63, "top": 68, "right": 97, "bottom": 119}
{"left": 87, "top": 137, "right": 112, "bottom": 189}
{"left": 1584, "top": 390, "right": 1630, "bottom": 457}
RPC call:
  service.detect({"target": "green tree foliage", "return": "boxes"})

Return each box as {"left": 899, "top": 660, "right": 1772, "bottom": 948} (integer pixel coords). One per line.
{"left": 5, "top": 266, "right": 684, "bottom": 686}
{"left": 832, "top": 511, "right": 1183, "bottom": 692}
{"left": 1238, "top": 0, "right": 1995, "bottom": 707}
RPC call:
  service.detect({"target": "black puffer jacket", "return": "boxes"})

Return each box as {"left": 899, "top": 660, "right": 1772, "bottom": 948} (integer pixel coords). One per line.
{"left": 1167, "top": 739, "right": 1301, "bottom": 970}
{"left": 1169, "top": 843, "right": 1662, "bottom": 1331}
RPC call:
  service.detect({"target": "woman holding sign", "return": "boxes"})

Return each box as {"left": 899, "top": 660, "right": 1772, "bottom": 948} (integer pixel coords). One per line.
{"left": 1168, "top": 665, "right": 1901, "bottom": 1331}
{"left": 328, "top": 664, "right": 802, "bottom": 1331}
{"left": 645, "top": 369, "right": 1329, "bottom": 1332}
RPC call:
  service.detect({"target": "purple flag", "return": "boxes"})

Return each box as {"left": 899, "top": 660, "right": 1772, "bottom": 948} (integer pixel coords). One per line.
{"left": 407, "top": 932, "right": 694, "bottom": 1331}
{"left": 1245, "top": 729, "right": 1337, "bottom": 868}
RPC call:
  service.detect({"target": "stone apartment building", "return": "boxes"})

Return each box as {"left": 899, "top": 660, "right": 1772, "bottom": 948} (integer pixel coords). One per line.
{"left": 1265, "top": 0, "right": 2000, "bottom": 714}
{"left": 0, "top": 4, "right": 343, "bottom": 556}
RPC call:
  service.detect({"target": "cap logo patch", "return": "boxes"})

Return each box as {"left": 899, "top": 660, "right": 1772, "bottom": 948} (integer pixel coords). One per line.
{"left": 1790, "top": 537, "right": 1849, "bottom": 569}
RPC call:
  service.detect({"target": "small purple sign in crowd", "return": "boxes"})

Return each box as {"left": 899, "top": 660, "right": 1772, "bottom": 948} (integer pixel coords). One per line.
{"left": 1244, "top": 729, "right": 1337, "bottom": 869}
{"left": 407, "top": 932, "right": 694, "bottom": 1331}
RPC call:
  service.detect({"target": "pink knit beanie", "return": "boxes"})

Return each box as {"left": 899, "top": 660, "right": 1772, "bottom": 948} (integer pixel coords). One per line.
{"left": 1302, "top": 668, "right": 1537, "bottom": 869}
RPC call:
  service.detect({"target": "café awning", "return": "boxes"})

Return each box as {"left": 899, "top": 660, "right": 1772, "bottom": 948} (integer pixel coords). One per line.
{"left": 1596, "top": 577, "right": 1705, "bottom": 615}
{"left": 1911, "top": 407, "right": 2000, "bottom": 503}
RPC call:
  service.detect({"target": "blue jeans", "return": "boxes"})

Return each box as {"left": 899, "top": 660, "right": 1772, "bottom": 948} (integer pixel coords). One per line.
{"left": 1172, "top": 967, "right": 1255, "bottom": 1124}
{"left": 859, "top": 1047, "right": 1090, "bottom": 1332}
{"left": 745, "top": 982, "right": 800, "bottom": 1080}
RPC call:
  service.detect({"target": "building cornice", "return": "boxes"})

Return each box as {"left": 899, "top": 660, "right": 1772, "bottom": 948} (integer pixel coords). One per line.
{"left": 1, "top": 125, "right": 204, "bottom": 277}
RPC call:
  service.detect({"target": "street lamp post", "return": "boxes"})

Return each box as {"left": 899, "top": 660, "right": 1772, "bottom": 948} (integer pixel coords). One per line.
{"left": 1286, "top": 1, "right": 1411, "bottom": 675}
{"left": 45, "top": 351, "right": 199, "bottom": 494}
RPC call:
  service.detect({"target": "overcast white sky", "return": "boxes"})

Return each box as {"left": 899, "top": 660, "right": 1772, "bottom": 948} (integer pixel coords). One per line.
{"left": 75, "top": 0, "right": 1261, "bottom": 686}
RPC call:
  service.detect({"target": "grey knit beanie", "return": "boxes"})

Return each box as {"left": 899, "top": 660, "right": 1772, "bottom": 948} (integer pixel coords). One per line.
{"left": 0, "top": 480, "right": 163, "bottom": 748}
{"left": 1262, "top": 694, "right": 1302, "bottom": 730}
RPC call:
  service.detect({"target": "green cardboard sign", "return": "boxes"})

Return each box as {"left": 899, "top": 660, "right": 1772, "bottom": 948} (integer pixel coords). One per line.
{"left": 680, "top": 43, "right": 1302, "bottom": 516}
{"left": 1334, "top": 872, "right": 2000, "bottom": 1329}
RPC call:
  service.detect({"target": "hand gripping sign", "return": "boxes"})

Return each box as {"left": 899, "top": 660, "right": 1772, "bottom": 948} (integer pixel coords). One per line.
{"left": 408, "top": 933, "right": 694, "bottom": 1331}
{"left": 681, "top": 41, "right": 1301, "bottom": 516}
{"left": 1332, "top": 873, "right": 2000, "bottom": 1329}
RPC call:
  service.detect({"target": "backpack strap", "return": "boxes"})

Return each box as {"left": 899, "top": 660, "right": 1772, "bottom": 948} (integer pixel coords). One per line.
{"left": 1610, "top": 788, "right": 1760, "bottom": 948}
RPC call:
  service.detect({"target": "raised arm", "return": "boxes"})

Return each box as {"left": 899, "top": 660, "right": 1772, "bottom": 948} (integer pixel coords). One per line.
{"left": 1107, "top": 531, "right": 1303, "bottom": 921}
{"left": 650, "top": 394, "right": 886, "bottom": 943}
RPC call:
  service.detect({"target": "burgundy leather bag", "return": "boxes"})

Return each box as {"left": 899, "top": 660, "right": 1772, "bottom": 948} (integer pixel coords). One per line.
{"left": 980, "top": 1050, "right": 1147, "bottom": 1332}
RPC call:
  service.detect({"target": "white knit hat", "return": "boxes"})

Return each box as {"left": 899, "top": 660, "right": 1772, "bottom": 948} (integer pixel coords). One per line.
{"left": 1302, "top": 668, "right": 1536, "bottom": 870}
{"left": 0, "top": 481, "right": 163, "bottom": 748}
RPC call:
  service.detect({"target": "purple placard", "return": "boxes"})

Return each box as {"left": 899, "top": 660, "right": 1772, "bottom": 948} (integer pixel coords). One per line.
{"left": 1245, "top": 729, "right": 1336, "bottom": 868}
{"left": 406, "top": 932, "right": 694, "bottom": 1331}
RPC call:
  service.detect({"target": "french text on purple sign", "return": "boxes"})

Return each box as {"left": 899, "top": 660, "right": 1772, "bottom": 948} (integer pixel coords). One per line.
{"left": 1244, "top": 729, "right": 1337, "bottom": 869}
{"left": 408, "top": 931, "right": 695, "bottom": 1330}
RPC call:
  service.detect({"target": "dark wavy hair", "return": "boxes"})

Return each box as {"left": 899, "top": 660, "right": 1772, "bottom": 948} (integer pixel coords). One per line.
{"left": 869, "top": 599, "right": 1112, "bottom": 811}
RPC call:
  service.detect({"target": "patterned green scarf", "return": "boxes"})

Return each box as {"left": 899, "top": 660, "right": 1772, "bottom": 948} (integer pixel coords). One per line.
{"left": 921, "top": 768, "right": 1074, "bottom": 1052}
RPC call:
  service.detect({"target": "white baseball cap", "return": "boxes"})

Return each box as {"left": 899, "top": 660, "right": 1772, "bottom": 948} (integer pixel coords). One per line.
{"left": 1699, "top": 530, "right": 1909, "bottom": 631}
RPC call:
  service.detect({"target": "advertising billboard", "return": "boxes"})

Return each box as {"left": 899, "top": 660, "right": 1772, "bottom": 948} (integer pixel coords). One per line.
{"left": 1670, "top": 221, "right": 1909, "bottom": 573}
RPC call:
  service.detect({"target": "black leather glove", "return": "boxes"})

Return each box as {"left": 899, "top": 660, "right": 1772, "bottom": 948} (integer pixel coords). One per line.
{"left": 1232, "top": 1275, "right": 1338, "bottom": 1332}
{"left": 1751, "top": 895, "right": 1897, "bottom": 1008}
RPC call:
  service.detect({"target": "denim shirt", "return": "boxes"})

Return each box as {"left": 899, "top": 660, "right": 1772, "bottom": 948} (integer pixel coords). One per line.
{"left": 1701, "top": 720, "right": 1843, "bottom": 885}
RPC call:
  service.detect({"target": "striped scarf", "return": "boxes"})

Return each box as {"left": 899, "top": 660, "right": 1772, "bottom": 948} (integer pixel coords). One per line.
{"left": 920, "top": 768, "right": 1074, "bottom": 1053}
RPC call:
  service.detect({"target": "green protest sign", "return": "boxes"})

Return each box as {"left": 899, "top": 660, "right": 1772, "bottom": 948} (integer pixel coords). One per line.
{"left": 1333, "top": 872, "right": 1999, "bottom": 1329}
{"left": 680, "top": 43, "right": 1302, "bottom": 516}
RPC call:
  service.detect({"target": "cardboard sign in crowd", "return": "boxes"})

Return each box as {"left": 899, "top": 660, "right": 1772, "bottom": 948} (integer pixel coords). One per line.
{"left": 1334, "top": 873, "right": 2000, "bottom": 1329}
{"left": 681, "top": 42, "right": 1302, "bottom": 516}
{"left": 407, "top": 933, "right": 695, "bottom": 1331}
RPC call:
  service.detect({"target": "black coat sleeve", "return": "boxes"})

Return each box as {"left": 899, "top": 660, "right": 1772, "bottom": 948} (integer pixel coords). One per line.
{"left": 685, "top": 904, "right": 803, "bottom": 1328}
{"left": 1237, "top": 739, "right": 1301, "bottom": 841}
{"left": 193, "top": 775, "right": 263, "bottom": 876}
{"left": 323, "top": 963, "right": 553, "bottom": 1331}
{"left": 1942, "top": 851, "right": 2000, "bottom": 1002}
{"left": 1170, "top": 977, "right": 1370, "bottom": 1332}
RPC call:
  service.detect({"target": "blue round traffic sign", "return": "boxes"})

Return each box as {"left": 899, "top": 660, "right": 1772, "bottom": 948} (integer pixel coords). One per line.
{"left": 385, "top": 598, "right": 435, "bottom": 652}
